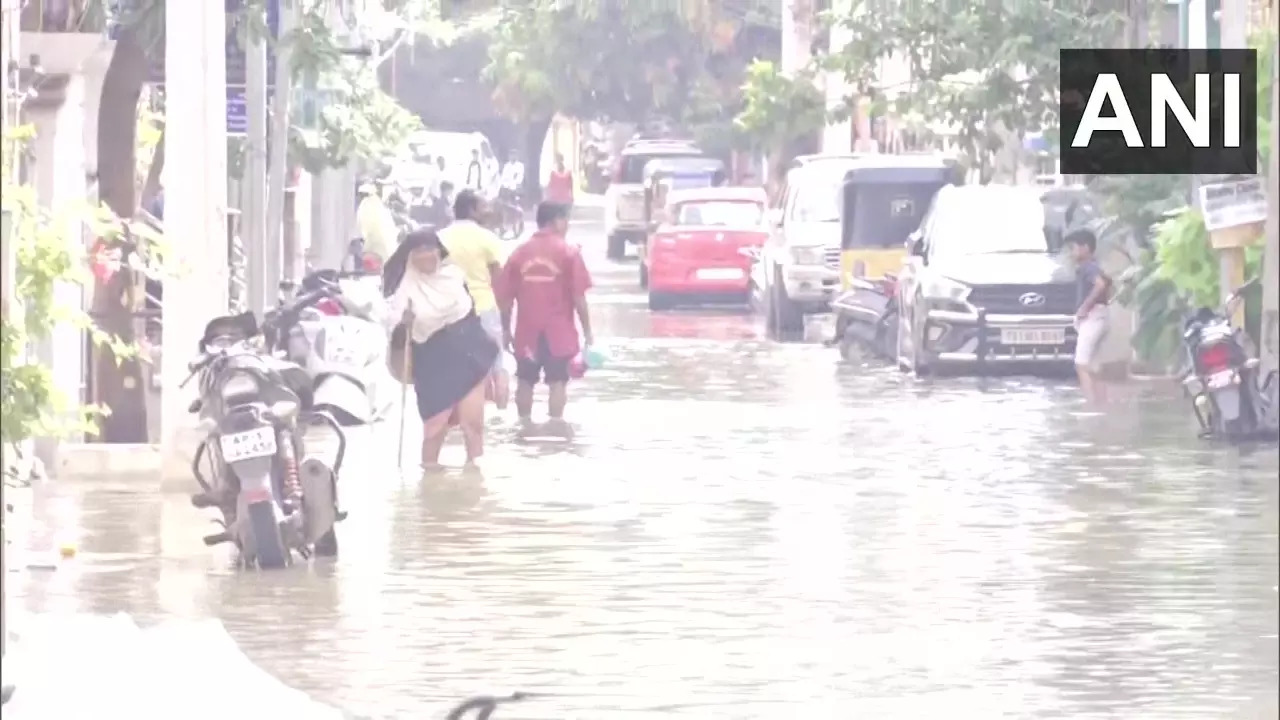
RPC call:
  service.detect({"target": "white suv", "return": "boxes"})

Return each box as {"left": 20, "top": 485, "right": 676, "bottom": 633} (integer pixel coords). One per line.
{"left": 753, "top": 162, "right": 850, "bottom": 339}
{"left": 603, "top": 140, "right": 704, "bottom": 259}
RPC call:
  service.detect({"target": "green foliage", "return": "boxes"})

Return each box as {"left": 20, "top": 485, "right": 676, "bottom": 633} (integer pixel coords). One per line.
{"left": 1, "top": 132, "right": 132, "bottom": 445}
{"left": 733, "top": 60, "right": 828, "bottom": 154}
{"left": 1115, "top": 209, "right": 1264, "bottom": 368}
{"left": 291, "top": 68, "right": 423, "bottom": 173}
{"left": 483, "top": 0, "right": 713, "bottom": 122}
{"left": 827, "top": 0, "right": 1122, "bottom": 170}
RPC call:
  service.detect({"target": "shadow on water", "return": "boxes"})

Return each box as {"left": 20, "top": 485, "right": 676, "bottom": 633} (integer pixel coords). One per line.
{"left": 12, "top": 235, "right": 1280, "bottom": 718}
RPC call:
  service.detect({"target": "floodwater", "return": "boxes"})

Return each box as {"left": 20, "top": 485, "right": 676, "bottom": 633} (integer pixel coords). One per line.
{"left": 11, "top": 222, "right": 1280, "bottom": 719}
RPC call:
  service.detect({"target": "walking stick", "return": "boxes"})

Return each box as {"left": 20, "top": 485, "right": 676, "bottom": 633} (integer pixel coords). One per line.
{"left": 396, "top": 305, "right": 413, "bottom": 471}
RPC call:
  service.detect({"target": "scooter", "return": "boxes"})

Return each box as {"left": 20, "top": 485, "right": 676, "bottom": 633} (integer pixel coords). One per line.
{"left": 1181, "top": 277, "right": 1278, "bottom": 442}
{"left": 282, "top": 271, "right": 395, "bottom": 426}
{"left": 185, "top": 294, "right": 348, "bottom": 568}
{"left": 829, "top": 273, "right": 900, "bottom": 363}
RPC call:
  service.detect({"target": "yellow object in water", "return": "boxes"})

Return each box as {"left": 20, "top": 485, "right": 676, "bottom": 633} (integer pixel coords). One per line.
{"left": 58, "top": 543, "right": 77, "bottom": 559}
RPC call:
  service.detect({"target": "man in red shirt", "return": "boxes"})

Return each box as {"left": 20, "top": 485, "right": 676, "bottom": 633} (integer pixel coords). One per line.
{"left": 499, "top": 202, "right": 594, "bottom": 425}
{"left": 544, "top": 153, "right": 575, "bottom": 208}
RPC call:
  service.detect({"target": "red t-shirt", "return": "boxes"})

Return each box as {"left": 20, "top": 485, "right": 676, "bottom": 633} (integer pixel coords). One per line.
{"left": 546, "top": 170, "right": 574, "bottom": 204}
{"left": 499, "top": 230, "right": 592, "bottom": 359}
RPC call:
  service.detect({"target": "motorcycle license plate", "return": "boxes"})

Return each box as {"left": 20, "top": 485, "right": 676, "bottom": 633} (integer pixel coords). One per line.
{"left": 219, "top": 426, "right": 277, "bottom": 462}
{"left": 1207, "top": 370, "right": 1236, "bottom": 389}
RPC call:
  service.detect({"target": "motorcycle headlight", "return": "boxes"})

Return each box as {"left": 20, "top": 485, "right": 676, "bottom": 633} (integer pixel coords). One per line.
{"left": 789, "top": 245, "right": 825, "bottom": 266}
{"left": 921, "top": 276, "right": 972, "bottom": 304}
{"left": 220, "top": 373, "right": 260, "bottom": 402}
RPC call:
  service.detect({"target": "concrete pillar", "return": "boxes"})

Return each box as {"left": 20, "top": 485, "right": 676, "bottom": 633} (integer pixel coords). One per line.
{"left": 20, "top": 35, "right": 111, "bottom": 469}
{"left": 1261, "top": 37, "right": 1279, "bottom": 385}
{"left": 780, "top": 0, "right": 813, "bottom": 76}
{"left": 310, "top": 165, "right": 357, "bottom": 271}
{"left": 822, "top": 0, "right": 853, "bottom": 154}
{"left": 161, "top": 0, "right": 229, "bottom": 477}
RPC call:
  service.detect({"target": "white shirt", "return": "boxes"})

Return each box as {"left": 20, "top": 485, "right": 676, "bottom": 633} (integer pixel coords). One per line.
{"left": 384, "top": 263, "right": 472, "bottom": 343}
{"left": 500, "top": 161, "right": 525, "bottom": 191}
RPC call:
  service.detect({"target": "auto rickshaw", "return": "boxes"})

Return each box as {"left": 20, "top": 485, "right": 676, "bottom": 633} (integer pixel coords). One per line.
{"left": 638, "top": 157, "right": 725, "bottom": 285}
{"left": 829, "top": 156, "right": 961, "bottom": 361}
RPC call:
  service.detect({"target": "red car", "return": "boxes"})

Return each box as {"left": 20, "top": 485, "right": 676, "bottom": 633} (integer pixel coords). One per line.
{"left": 641, "top": 186, "right": 770, "bottom": 310}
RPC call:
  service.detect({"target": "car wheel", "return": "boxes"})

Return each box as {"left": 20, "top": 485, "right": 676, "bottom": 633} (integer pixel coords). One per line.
{"left": 607, "top": 233, "right": 627, "bottom": 260}
{"left": 639, "top": 259, "right": 649, "bottom": 289}
{"left": 648, "top": 291, "right": 674, "bottom": 311}
{"left": 765, "top": 268, "right": 804, "bottom": 341}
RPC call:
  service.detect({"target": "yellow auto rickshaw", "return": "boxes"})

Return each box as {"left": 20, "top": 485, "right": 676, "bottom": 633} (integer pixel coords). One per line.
{"left": 638, "top": 157, "right": 725, "bottom": 286}
{"left": 837, "top": 156, "right": 963, "bottom": 288}
{"left": 828, "top": 155, "right": 961, "bottom": 361}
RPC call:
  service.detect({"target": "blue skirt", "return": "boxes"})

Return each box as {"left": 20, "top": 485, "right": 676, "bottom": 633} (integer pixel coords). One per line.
{"left": 409, "top": 312, "right": 499, "bottom": 420}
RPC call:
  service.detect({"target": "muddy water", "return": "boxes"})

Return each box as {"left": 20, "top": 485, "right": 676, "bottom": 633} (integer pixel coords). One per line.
{"left": 13, "top": 228, "right": 1280, "bottom": 719}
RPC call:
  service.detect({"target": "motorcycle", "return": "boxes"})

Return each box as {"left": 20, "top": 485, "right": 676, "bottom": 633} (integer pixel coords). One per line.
{"left": 1181, "top": 277, "right": 1278, "bottom": 442}
{"left": 280, "top": 270, "right": 395, "bottom": 426}
{"left": 830, "top": 273, "right": 900, "bottom": 363}
{"left": 185, "top": 289, "right": 349, "bottom": 569}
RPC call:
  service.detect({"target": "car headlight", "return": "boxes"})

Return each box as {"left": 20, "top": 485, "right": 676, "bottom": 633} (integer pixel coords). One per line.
{"left": 921, "top": 276, "right": 972, "bottom": 304}
{"left": 220, "top": 373, "right": 260, "bottom": 402}
{"left": 789, "top": 245, "right": 825, "bottom": 265}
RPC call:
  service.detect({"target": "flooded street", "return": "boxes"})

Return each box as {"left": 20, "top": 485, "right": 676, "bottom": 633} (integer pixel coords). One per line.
{"left": 11, "top": 219, "right": 1280, "bottom": 719}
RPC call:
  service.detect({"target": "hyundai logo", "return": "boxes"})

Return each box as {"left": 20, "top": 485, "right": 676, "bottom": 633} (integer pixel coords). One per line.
{"left": 1019, "top": 292, "right": 1046, "bottom": 307}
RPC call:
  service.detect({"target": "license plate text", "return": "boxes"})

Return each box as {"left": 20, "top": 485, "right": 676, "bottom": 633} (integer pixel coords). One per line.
{"left": 219, "top": 426, "right": 278, "bottom": 463}
{"left": 1000, "top": 328, "right": 1066, "bottom": 345}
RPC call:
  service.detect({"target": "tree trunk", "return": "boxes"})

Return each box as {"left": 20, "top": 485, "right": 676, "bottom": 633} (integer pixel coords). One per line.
{"left": 91, "top": 29, "right": 150, "bottom": 444}
{"left": 523, "top": 116, "right": 552, "bottom": 204}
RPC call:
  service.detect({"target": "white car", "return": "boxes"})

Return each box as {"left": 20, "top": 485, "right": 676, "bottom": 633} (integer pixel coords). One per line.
{"left": 752, "top": 161, "right": 851, "bottom": 339}
{"left": 603, "top": 139, "right": 705, "bottom": 260}
{"left": 404, "top": 130, "right": 500, "bottom": 199}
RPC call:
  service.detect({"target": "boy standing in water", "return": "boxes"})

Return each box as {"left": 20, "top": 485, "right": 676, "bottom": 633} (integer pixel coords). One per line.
{"left": 499, "top": 202, "right": 594, "bottom": 431}
{"left": 1070, "top": 229, "right": 1111, "bottom": 405}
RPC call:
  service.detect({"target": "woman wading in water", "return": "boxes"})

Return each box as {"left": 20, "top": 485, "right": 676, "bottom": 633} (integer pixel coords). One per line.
{"left": 383, "top": 229, "right": 499, "bottom": 468}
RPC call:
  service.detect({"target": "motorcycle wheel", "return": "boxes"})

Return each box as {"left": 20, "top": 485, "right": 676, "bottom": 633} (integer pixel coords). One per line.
{"left": 247, "top": 501, "right": 289, "bottom": 569}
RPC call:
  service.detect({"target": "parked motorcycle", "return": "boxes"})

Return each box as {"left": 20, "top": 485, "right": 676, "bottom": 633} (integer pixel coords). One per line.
{"left": 830, "top": 273, "right": 900, "bottom": 362}
{"left": 1181, "top": 277, "right": 1278, "bottom": 442}
{"left": 185, "top": 289, "right": 348, "bottom": 569}
{"left": 280, "top": 270, "right": 395, "bottom": 426}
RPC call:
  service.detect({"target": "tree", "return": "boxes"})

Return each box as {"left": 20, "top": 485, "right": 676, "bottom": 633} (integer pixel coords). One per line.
{"left": 828, "top": 0, "right": 1122, "bottom": 180}
{"left": 733, "top": 59, "right": 827, "bottom": 189}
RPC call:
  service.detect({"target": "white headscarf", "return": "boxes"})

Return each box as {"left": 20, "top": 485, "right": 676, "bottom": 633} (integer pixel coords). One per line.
{"left": 386, "top": 261, "right": 472, "bottom": 343}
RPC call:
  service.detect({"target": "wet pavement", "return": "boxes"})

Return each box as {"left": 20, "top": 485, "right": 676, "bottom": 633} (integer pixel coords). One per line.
{"left": 10, "top": 218, "right": 1280, "bottom": 719}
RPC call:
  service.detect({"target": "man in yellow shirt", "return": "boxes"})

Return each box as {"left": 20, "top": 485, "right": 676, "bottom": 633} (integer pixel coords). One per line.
{"left": 438, "top": 189, "right": 509, "bottom": 408}
{"left": 356, "top": 182, "right": 398, "bottom": 262}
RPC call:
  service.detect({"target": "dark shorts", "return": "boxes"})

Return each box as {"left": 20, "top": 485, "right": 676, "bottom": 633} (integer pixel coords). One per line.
{"left": 515, "top": 334, "right": 571, "bottom": 385}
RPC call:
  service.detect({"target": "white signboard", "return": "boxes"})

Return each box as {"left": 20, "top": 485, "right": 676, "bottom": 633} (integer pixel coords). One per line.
{"left": 1199, "top": 177, "right": 1267, "bottom": 232}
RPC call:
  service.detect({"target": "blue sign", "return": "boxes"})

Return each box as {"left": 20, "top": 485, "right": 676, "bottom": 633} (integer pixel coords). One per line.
{"left": 226, "top": 88, "right": 248, "bottom": 135}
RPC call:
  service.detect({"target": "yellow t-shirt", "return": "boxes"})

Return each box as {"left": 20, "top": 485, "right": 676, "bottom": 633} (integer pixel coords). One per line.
{"left": 439, "top": 219, "right": 504, "bottom": 313}
{"left": 356, "top": 196, "right": 396, "bottom": 260}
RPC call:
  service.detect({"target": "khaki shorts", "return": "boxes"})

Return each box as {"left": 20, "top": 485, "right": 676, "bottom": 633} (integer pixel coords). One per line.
{"left": 1074, "top": 305, "right": 1109, "bottom": 368}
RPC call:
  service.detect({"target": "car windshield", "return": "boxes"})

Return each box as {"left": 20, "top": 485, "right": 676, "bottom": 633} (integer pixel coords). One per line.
{"left": 791, "top": 182, "right": 841, "bottom": 223}
{"left": 931, "top": 196, "right": 1049, "bottom": 257}
{"left": 676, "top": 201, "right": 763, "bottom": 226}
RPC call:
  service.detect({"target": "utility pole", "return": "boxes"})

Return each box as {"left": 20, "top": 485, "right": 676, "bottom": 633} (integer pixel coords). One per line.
{"left": 244, "top": 5, "right": 269, "bottom": 318}
{"left": 1261, "top": 36, "right": 1280, "bottom": 398}
{"left": 264, "top": 0, "right": 294, "bottom": 296}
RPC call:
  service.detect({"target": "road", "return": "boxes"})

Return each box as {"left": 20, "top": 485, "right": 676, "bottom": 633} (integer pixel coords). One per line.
{"left": 10, "top": 214, "right": 1280, "bottom": 719}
